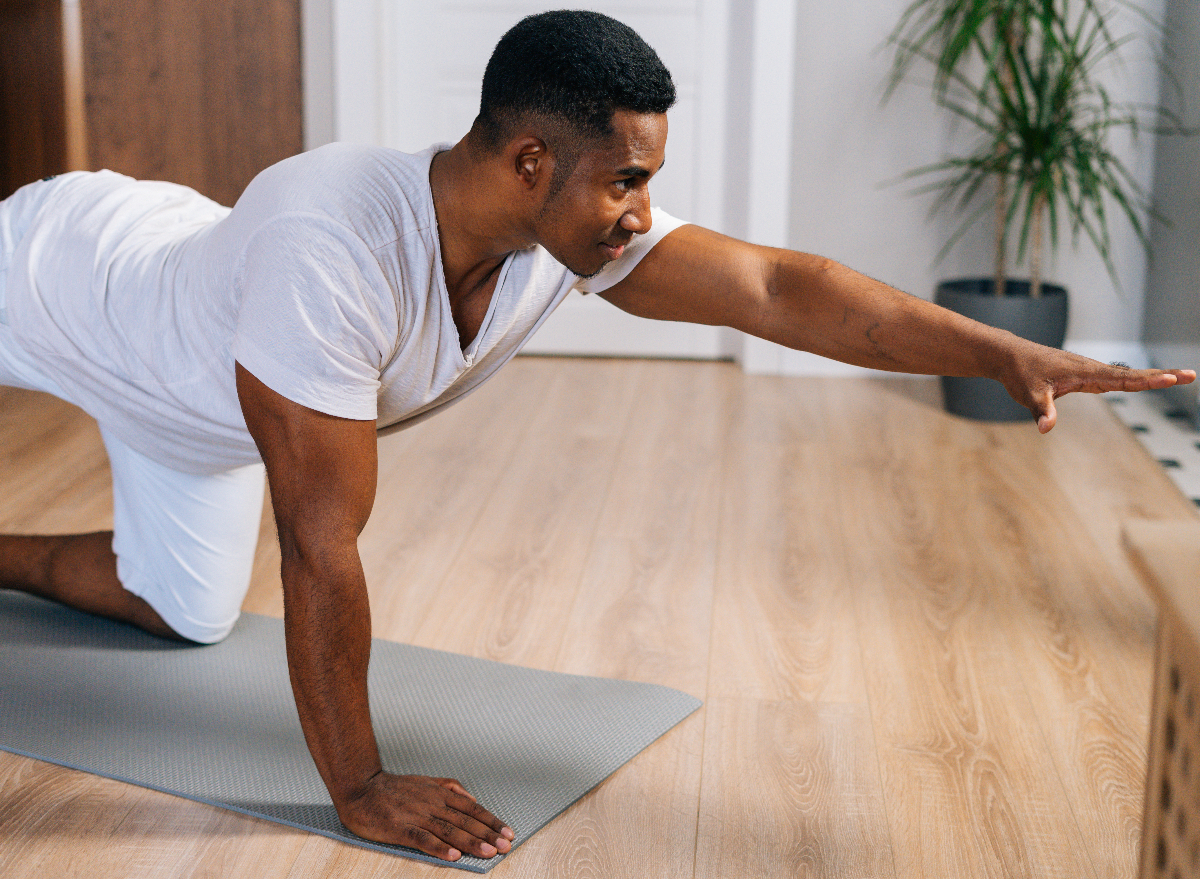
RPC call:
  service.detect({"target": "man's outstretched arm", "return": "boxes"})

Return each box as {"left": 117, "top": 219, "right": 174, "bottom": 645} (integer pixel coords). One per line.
{"left": 600, "top": 224, "right": 1195, "bottom": 432}
{"left": 235, "top": 363, "right": 513, "bottom": 862}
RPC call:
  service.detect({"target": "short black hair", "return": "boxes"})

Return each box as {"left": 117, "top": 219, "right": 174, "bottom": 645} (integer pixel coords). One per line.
{"left": 474, "top": 10, "right": 676, "bottom": 151}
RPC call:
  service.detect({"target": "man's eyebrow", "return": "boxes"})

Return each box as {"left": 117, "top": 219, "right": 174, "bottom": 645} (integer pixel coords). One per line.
{"left": 616, "top": 158, "right": 666, "bottom": 178}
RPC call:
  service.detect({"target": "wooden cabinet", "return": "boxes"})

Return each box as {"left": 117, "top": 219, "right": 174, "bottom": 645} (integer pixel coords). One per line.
{"left": 0, "top": 0, "right": 302, "bottom": 206}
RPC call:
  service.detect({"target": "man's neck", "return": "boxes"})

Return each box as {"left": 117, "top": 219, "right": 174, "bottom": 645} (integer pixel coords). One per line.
{"left": 429, "top": 142, "right": 533, "bottom": 299}
{"left": 429, "top": 141, "right": 533, "bottom": 348}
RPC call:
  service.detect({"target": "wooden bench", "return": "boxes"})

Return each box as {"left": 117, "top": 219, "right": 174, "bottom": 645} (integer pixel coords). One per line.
{"left": 1125, "top": 520, "right": 1200, "bottom": 878}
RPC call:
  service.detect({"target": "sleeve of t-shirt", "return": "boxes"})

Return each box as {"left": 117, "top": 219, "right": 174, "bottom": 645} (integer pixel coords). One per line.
{"left": 232, "top": 212, "right": 398, "bottom": 421}
{"left": 573, "top": 207, "right": 689, "bottom": 294}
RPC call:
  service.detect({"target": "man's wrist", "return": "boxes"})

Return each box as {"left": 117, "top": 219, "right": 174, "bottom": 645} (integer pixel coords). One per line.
{"left": 328, "top": 765, "right": 386, "bottom": 808}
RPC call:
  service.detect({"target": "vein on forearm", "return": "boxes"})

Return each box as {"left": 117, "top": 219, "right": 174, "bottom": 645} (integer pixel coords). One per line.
{"left": 839, "top": 305, "right": 902, "bottom": 366}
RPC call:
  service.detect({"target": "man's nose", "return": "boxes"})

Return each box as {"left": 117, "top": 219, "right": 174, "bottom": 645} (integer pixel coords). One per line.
{"left": 619, "top": 194, "right": 652, "bottom": 234}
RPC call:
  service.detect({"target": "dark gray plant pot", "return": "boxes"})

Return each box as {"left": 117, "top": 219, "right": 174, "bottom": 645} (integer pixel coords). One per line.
{"left": 935, "top": 278, "right": 1069, "bottom": 422}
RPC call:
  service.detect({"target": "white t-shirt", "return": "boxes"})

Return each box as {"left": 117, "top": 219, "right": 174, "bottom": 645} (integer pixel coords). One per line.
{"left": 4, "top": 144, "right": 685, "bottom": 473}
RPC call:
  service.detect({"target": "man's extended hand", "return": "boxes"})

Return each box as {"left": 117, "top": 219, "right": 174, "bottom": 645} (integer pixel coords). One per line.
{"left": 997, "top": 340, "right": 1196, "bottom": 433}
{"left": 601, "top": 226, "right": 1196, "bottom": 433}
{"left": 337, "top": 773, "right": 514, "bottom": 861}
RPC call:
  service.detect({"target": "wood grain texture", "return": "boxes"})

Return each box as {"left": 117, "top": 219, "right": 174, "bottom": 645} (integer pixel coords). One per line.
{"left": 0, "top": 0, "right": 68, "bottom": 197}
{"left": 708, "top": 377, "right": 868, "bottom": 703}
{"left": 0, "top": 389, "right": 112, "bottom": 533}
{"left": 1124, "top": 520, "right": 1200, "bottom": 635}
{"left": 0, "top": 1, "right": 301, "bottom": 203}
{"left": 826, "top": 380, "right": 1149, "bottom": 879}
{"left": 972, "top": 443, "right": 1157, "bottom": 879}
{"left": 403, "top": 359, "right": 644, "bottom": 669}
{"left": 79, "top": 0, "right": 302, "bottom": 206}
{"left": 501, "top": 361, "right": 727, "bottom": 878}
{"left": 1, "top": 362, "right": 1194, "bottom": 878}
{"left": 837, "top": 452, "right": 1086, "bottom": 879}
{"left": 694, "top": 698, "right": 895, "bottom": 879}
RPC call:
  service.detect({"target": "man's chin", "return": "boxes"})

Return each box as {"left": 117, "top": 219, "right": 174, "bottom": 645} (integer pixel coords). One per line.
{"left": 565, "top": 255, "right": 611, "bottom": 280}
{"left": 572, "top": 264, "right": 605, "bottom": 281}
{"left": 550, "top": 245, "right": 613, "bottom": 280}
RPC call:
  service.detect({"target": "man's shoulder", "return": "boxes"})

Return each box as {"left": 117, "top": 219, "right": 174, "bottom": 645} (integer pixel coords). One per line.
{"left": 231, "top": 143, "right": 445, "bottom": 252}
{"left": 256, "top": 143, "right": 428, "bottom": 184}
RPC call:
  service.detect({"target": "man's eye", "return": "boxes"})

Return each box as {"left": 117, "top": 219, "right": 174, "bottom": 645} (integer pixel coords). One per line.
{"left": 615, "top": 178, "right": 635, "bottom": 191}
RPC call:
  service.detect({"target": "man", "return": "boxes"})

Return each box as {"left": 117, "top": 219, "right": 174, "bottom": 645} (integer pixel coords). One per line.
{"left": 0, "top": 9, "right": 1191, "bottom": 864}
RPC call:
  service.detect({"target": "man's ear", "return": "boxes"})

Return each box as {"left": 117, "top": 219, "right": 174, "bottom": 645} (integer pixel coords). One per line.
{"left": 512, "top": 136, "right": 549, "bottom": 190}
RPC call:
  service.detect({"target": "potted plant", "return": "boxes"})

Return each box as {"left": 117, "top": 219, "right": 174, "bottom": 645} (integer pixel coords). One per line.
{"left": 886, "top": 0, "right": 1171, "bottom": 420}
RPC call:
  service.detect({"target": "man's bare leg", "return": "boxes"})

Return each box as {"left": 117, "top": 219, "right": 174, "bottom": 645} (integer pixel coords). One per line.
{"left": 0, "top": 532, "right": 186, "bottom": 640}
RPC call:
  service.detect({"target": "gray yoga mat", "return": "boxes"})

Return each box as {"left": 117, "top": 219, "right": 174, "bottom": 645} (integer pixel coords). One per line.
{"left": 0, "top": 592, "right": 701, "bottom": 872}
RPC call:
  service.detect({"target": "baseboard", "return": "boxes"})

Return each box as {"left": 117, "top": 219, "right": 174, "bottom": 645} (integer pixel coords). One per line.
{"left": 738, "top": 338, "right": 894, "bottom": 377}
{"left": 523, "top": 320, "right": 1158, "bottom": 381}
{"left": 1064, "top": 340, "right": 1151, "bottom": 369}
{"left": 520, "top": 292, "right": 737, "bottom": 360}
{"left": 739, "top": 338, "right": 1155, "bottom": 378}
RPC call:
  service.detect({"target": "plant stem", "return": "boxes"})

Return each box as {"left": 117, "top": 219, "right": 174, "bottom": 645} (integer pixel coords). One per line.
{"left": 994, "top": 170, "right": 1007, "bottom": 297}
{"left": 993, "top": 16, "right": 1017, "bottom": 298}
{"left": 1030, "top": 192, "right": 1045, "bottom": 299}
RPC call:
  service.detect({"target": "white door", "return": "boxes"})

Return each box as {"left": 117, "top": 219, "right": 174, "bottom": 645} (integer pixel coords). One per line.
{"left": 327, "top": 0, "right": 738, "bottom": 359}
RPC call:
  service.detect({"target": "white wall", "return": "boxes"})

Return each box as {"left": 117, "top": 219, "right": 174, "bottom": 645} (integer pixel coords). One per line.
{"left": 306, "top": 0, "right": 1169, "bottom": 373}
{"left": 1141, "top": 0, "right": 1200, "bottom": 419}
{"left": 320, "top": 0, "right": 743, "bottom": 360}
{"left": 1144, "top": 0, "right": 1200, "bottom": 376}
{"left": 302, "top": 0, "right": 335, "bottom": 151}
{"left": 781, "top": 0, "right": 1166, "bottom": 369}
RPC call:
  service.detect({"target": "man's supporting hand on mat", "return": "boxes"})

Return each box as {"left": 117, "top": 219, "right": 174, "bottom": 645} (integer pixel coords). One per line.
{"left": 339, "top": 774, "right": 514, "bottom": 860}
{"left": 237, "top": 364, "right": 513, "bottom": 861}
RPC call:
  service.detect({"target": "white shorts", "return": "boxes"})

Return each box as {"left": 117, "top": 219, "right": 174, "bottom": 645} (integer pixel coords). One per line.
{"left": 103, "top": 425, "right": 265, "bottom": 643}
{"left": 2, "top": 178, "right": 265, "bottom": 644}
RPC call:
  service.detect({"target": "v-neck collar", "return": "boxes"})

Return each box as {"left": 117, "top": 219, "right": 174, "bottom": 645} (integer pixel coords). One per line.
{"left": 425, "top": 144, "right": 515, "bottom": 367}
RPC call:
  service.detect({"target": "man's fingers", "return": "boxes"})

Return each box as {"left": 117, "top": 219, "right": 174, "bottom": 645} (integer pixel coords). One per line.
{"left": 432, "top": 775, "right": 516, "bottom": 841}
{"left": 1110, "top": 366, "right": 1194, "bottom": 390}
{"left": 1055, "top": 366, "right": 1193, "bottom": 398}
{"left": 418, "top": 799, "right": 513, "bottom": 859}
{"left": 435, "top": 807, "right": 514, "bottom": 853}
{"left": 1035, "top": 393, "right": 1056, "bottom": 434}
{"left": 400, "top": 824, "right": 465, "bottom": 861}
{"left": 1111, "top": 368, "right": 1178, "bottom": 392}
{"left": 1006, "top": 344, "right": 1194, "bottom": 431}
{"left": 427, "top": 815, "right": 504, "bottom": 859}
{"left": 1139, "top": 369, "right": 1195, "bottom": 390}
{"left": 450, "top": 790, "right": 514, "bottom": 838}
{"left": 435, "top": 777, "right": 475, "bottom": 800}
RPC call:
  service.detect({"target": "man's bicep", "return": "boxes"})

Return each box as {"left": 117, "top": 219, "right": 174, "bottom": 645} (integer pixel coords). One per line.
{"left": 597, "top": 224, "right": 772, "bottom": 329}
{"left": 235, "top": 362, "right": 378, "bottom": 543}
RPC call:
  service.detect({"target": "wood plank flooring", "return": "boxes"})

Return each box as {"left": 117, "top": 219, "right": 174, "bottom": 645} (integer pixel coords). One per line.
{"left": 1, "top": 357, "right": 1195, "bottom": 879}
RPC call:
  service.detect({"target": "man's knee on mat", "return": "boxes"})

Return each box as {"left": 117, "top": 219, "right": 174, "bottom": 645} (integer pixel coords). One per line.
{"left": 116, "top": 555, "right": 243, "bottom": 646}
{"left": 118, "top": 588, "right": 200, "bottom": 643}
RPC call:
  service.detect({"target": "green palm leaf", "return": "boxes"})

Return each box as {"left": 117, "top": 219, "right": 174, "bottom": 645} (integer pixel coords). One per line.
{"left": 884, "top": 0, "right": 1184, "bottom": 297}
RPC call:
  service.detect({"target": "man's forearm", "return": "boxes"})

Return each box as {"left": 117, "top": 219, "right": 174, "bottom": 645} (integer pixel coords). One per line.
{"left": 280, "top": 539, "right": 382, "bottom": 807}
{"left": 754, "top": 251, "right": 1022, "bottom": 381}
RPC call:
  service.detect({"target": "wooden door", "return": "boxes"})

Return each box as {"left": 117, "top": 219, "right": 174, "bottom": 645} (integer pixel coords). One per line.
{"left": 80, "top": 0, "right": 303, "bottom": 206}
{"left": 0, "top": 0, "right": 303, "bottom": 206}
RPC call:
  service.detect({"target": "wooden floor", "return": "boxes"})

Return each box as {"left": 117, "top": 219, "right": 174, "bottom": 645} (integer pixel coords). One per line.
{"left": 1, "top": 357, "right": 1196, "bottom": 878}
